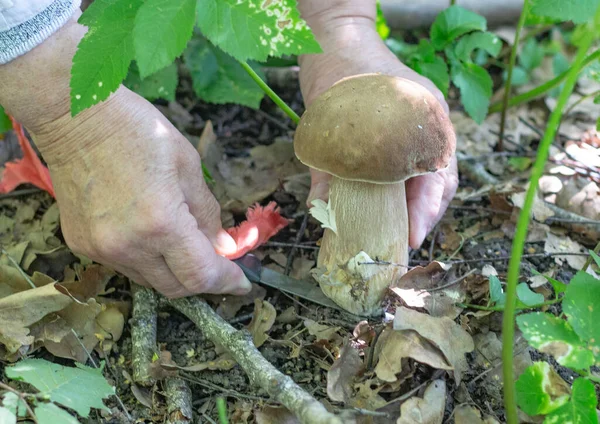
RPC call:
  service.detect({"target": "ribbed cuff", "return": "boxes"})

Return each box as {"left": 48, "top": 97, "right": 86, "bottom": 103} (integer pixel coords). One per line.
{"left": 0, "top": 0, "right": 81, "bottom": 65}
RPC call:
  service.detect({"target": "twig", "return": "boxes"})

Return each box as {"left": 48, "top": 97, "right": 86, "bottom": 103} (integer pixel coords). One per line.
{"left": 457, "top": 297, "right": 562, "bottom": 312}
{"left": 263, "top": 241, "right": 319, "bottom": 250}
{"left": 165, "top": 377, "right": 193, "bottom": 424}
{"left": 168, "top": 296, "right": 343, "bottom": 424}
{"left": 427, "top": 269, "right": 477, "bottom": 292}
{"left": 285, "top": 211, "right": 309, "bottom": 276}
{"left": 0, "top": 382, "right": 38, "bottom": 423}
{"left": 1, "top": 249, "right": 35, "bottom": 289}
{"left": 131, "top": 284, "right": 158, "bottom": 386}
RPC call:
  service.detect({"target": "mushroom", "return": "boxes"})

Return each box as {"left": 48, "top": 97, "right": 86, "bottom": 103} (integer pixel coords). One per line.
{"left": 293, "top": 73, "right": 456, "bottom": 316}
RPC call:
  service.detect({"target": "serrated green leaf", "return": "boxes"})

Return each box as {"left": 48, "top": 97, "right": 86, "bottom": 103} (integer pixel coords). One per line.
{"left": 376, "top": 0, "right": 390, "bottom": 40}
{"left": 590, "top": 250, "right": 600, "bottom": 268}
{"left": 489, "top": 275, "right": 506, "bottom": 306}
{"left": 430, "top": 5, "right": 487, "bottom": 50}
{"left": 0, "top": 105, "right": 11, "bottom": 133}
{"left": 78, "top": 0, "right": 118, "bottom": 26}
{"left": 545, "top": 378, "right": 598, "bottom": 424}
{"left": 451, "top": 61, "right": 492, "bottom": 124}
{"left": 2, "top": 392, "right": 26, "bottom": 418}
{"left": 413, "top": 56, "right": 450, "bottom": 97}
{"left": 35, "top": 403, "right": 80, "bottom": 424}
{"left": 184, "top": 36, "right": 264, "bottom": 108}
{"left": 517, "top": 312, "right": 594, "bottom": 369}
{"left": 454, "top": 31, "right": 501, "bottom": 63}
{"left": 530, "top": 0, "right": 600, "bottom": 24}
{"left": 133, "top": 0, "right": 196, "bottom": 77}
{"left": 519, "top": 38, "right": 545, "bottom": 71}
{"left": 0, "top": 407, "right": 16, "bottom": 424}
{"left": 516, "top": 362, "right": 571, "bottom": 416}
{"left": 196, "top": 0, "right": 321, "bottom": 62}
{"left": 6, "top": 359, "right": 114, "bottom": 418}
{"left": 563, "top": 271, "right": 600, "bottom": 362}
{"left": 70, "top": 0, "right": 143, "bottom": 116}
{"left": 516, "top": 283, "right": 545, "bottom": 306}
{"left": 124, "top": 62, "right": 178, "bottom": 101}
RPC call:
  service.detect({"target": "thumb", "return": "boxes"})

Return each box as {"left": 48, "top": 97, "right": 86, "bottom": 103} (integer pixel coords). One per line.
{"left": 307, "top": 169, "right": 332, "bottom": 207}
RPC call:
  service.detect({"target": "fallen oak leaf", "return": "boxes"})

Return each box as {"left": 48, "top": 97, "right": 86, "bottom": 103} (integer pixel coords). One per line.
{"left": 326, "top": 341, "right": 363, "bottom": 403}
{"left": 0, "top": 118, "right": 54, "bottom": 197}
{"left": 225, "top": 202, "right": 289, "bottom": 260}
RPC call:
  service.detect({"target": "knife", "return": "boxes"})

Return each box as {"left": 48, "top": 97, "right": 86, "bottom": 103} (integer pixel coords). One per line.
{"left": 233, "top": 254, "right": 344, "bottom": 311}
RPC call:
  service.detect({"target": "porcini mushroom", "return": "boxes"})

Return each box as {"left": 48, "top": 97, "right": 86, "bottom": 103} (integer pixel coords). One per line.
{"left": 293, "top": 73, "right": 455, "bottom": 316}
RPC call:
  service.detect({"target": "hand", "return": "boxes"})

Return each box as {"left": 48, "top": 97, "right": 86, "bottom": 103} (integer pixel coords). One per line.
{"left": 32, "top": 88, "right": 252, "bottom": 298}
{"left": 298, "top": 0, "right": 458, "bottom": 249}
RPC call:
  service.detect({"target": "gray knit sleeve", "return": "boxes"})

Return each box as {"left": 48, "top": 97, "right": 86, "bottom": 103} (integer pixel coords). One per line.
{"left": 0, "top": 0, "right": 81, "bottom": 65}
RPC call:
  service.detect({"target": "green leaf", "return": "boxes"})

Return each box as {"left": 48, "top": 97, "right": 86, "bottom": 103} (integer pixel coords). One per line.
{"left": 411, "top": 56, "right": 450, "bottom": 97}
{"left": 489, "top": 275, "right": 506, "bottom": 306}
{"left": 184, "top": 36, "right": 265, "bottom": 109}
{"left": 454, "top": 31, "right": 501, "bottom": 63}
{"left": 503, "top": 66, "right": 530, "bottom": 86}
{"left": 70, "top": 0, "right": 143, "bottom": 116}
{"left": 376, "top": 0, "right": 391, "bottom": 40}
{"left": 519, "top": 38, "right": 544, "bottom": 71}
{"left": 0, "top": 407, "right": 16, "bottom": 424}
{"left": 430, "top": 5, "right": 487, "bottom": 50}
{"left": 563, "top": 271, "right": 600, "bottom": 361}
{"left": 590, "top": 250, "right": 600, "bottom": 268}
{"left": 517, "top": 312, "right": 594, "bottom": 369}
{"left": 196, "top": 0, "right": 321, "bottom": 62}
{"left": 133, "top": 0, "right": 196, "bottom": 77}
{"left": 78, "top": 0, "right": 118, "bottom": 26}
{"left": 597, "top": 117, "right": 600, "bottom": 131}
{"left": 2, "top": 392, "right": 26, "bottom": 418}
{"left": 508, "top": 156, "right": 533, "bottom": 170}
{"left": 515, "top": 362, "right": 570, "bottom": 416}
{"left": 0, "top": 105, "right": 11, "bottom": 133}
{"left": 516, "top": 283, "right": 545, "bottom": 306}
{"left": 553, "top": 52, "right": 571, "bottom": 75}
{"left": 530, "top": 0, "right": 600, "bottom": 24}
{"left": 530, "top": 269, "right": 568, "bottom": 296}
{"left": 451, "top": 61, "right": 492, "bottom": 124}
{"left": 6, "top": 359, "right": 115, "bottom": 418}
{"left": 545, "top": 378, "right": 598, "bottom": 424}
{"left": 35, "top": 403, "right": 80, "bottom": 424}
{"left": 124, "top": 62, "right": 178, "bottom": 101}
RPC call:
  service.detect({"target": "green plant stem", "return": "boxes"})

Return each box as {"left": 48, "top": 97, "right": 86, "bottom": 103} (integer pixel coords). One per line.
{"left": 489, "top": 50, "right": 600, "bottom": 114}
{"left": 239, "top": 61, "right": 301, "bottom": 124}
{"left": 216, "top": 397, "right": 229, "bottom": 424}
{"left": 582, "top": 241, "right": 600, "bottom": 271}
{"left": 497, "top": 0, "right": 529, "bottom": 151}
{"left": 501, "top": 19, "right": 597, "bottom": 424}
{"left": 457, "top": 297, "right": 562, "bottom": 312}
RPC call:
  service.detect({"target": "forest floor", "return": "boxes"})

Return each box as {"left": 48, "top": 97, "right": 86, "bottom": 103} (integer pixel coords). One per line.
{"left": 1, "top": 56, "right": 599, "bottom": 424}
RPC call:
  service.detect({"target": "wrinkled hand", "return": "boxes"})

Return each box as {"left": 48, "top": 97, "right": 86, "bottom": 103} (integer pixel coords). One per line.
{"left": 298, "top": 2, "right": 458, "bottom": 248}
{"left": 33, "top": 88, "right": 251, "bottom": 298}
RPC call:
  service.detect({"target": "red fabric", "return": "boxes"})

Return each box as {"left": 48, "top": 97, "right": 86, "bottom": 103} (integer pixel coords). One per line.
{"left": 0, "top": 117, "right": 55, "bottom": 197}
{"left": 225, "top": 202, "right": 289, "bottom": 259}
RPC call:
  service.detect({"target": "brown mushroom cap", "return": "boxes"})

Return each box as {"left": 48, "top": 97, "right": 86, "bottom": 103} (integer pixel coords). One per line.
{"left": 293, "top": 73, "right": 456, "bottom": 183}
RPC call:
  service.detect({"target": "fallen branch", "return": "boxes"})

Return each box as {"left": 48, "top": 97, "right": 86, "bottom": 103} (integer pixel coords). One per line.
{"left": 131, "top": 284, "right": 158, "bottom": 386}
{"left": 165, "top": 377, "right": 193, "bottom": 424}
{"left": 168, "top": 296, "right": 344, "bottom": 424}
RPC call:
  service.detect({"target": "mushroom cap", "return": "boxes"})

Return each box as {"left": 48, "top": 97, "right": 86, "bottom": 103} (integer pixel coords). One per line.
{"left": 293, "top": 73, "right": 456, "bottom": 183}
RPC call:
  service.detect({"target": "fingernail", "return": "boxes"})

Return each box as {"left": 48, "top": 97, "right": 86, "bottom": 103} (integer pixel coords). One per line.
{"left": 213, "top": 230, "right": 238, "bottom": 257}
{"left": 410, "top": 225, "right": 427, "bottom": 250}
{"left": 307, "top": 182, "right": 328, "bottom": 204}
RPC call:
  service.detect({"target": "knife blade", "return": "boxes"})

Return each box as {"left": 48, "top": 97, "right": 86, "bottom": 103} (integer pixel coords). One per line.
{"left": 234, "top": 254, "right": 344, "bottom": 311}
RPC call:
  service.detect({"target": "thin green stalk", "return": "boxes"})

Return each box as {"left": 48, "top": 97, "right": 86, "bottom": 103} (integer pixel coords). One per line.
{"left": 501, "top": 17, "right": 598, "bottom": 424}
{"left": 497, "top": 0, "right": 530, "bottom": 151}
{"left": 239, "top": 61, "right": 301, "bottom": 124}
{"left": 457, "top": 297, "right": 562, "bottom": 312}
{"left": 216, "top": 397, "right": 229, "bottom": 424}
{"left": 489, "top": 49, "right": 600, "bottom": 113}
{"left": 582, "top": 241, "right": 600, "bottom": 272}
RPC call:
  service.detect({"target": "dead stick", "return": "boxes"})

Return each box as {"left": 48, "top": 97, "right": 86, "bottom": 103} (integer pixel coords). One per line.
{"left": 165, "top": 377, "right": 193, "bottom": 424}
{"left": 131, "top": 284, "right": 158, "bottom": 386}
{"left": 168, "top": 296, "right": 344, "bottom": 424}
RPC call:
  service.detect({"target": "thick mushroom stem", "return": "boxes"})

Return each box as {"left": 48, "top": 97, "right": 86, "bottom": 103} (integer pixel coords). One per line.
{"left": 312, "top": 177, "right": 409, "bottom": 316}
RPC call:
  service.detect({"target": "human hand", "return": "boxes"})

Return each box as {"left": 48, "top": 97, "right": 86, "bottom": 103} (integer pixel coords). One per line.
{"left": 298, "top": 0, "right": 458, "bottom": 249}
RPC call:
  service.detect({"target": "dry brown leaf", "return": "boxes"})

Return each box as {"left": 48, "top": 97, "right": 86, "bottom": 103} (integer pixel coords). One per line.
{"left": 247, "top": 299, "right": 276, "bottom": 348}
{"left": 375, "top": 329, "right": 451, "bottom": 382}
{"left": 255, "top": 406, "right": 300, "bottom": 424}
{"left": 60, "top": 264, "right": 115, "bottom": 299}
{"left": 393, "top": 307, "right": 474, "bottom": 385}
{"left": 396, "top": 380, "right": 446, "bottom": 424}
{"left": 149, "top": 350, "right": 179, "bottom": 380}
{"left": 290, "top": 256, "right": 315, "bottom": 280}
{"left": 391, "top": 262, "right": 464, "bottom": 319}
{"left": 304, "top": 319, "right": 342, "bottom": 342}
{"left": 544, "top": 232, "right": 587, "bottom": 270}
{"left": 556, "top": 179, "right": 600, "bottom": 221}
{"left": 511, "top": 191, "right": 555, "bottom": 222}
{"left": 204, "top": 283, "right": 266, "bottom": 320}
{"left": 0, "top": 283, "right": 72, "bottom": 356}
{"left": 353, "top": 379, "right": 387, "bottom": 411}
{"left": 130, "top": 384, "right": 153, "bottom": 409}
{"left": 454, "top": 405, "right": 499, "bottom": 424}
{"left": 327, "top": 342, "right": 363, "bottom": 403}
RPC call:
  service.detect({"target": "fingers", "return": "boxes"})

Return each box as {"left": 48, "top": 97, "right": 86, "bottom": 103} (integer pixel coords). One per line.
{"left": 137, "top": 256, "right": 196, "bottom": 298}
{"left": 307, "top": 169, "right": 332, "bottom": 206}
{"left": 406, "top": 156, "right": 458, "bottom": 249}
{"left": 160, "top": 210, "right": 252, "bottom": 296}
